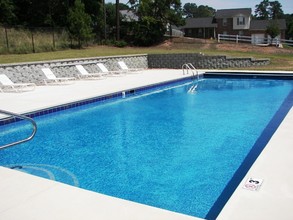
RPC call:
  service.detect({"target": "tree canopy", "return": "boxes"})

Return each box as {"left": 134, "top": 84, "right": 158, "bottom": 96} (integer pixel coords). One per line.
{"left": 266, "top": 20, "right": 281, "bottom": 43}
{"left": 128, "top": 0, "right": 185, "bottom": 46}
{"left": 254, "top": 0, "right": 284, "bottom": 19}
{"left": 0, "top": 0, "right": 292, "bottom": 48}
{"left": 0, "top": 0, "right": 16, "bottom": 25}
{"left": 68, "top": 0, "right": 93, "bottom": 47}
{"left": 183, "top": 3, "right": 215, "bottom": 18}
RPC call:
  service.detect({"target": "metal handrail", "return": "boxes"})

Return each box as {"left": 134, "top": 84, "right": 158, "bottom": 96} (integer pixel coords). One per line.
{"left": 182, "top": 63, "right": 199, "bottom": 80}
{"left": 0, "top": 109, "right": 37, "bottom": 150}
{"left": 182, "top": 63, "right": 203, "bottom": 94}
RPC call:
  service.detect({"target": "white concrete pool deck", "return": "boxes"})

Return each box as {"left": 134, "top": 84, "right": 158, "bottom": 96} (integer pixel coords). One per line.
{"left": 0, "top": 69, "right": 293, "bottom": 220}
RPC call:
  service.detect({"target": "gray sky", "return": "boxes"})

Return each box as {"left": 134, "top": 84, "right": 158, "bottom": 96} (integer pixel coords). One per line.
{"left": 105, "top": 0, "right": 293, "bottom": 14}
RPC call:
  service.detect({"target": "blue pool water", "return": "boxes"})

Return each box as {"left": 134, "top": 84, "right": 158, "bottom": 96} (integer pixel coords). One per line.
{"left": 1, "top": 77, "right": 293, "bottom": 219}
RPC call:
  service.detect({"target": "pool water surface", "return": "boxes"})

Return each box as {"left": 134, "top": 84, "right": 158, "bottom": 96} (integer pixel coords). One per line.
{"left": 1, "top": 77, "right": 293, "bottom": 219}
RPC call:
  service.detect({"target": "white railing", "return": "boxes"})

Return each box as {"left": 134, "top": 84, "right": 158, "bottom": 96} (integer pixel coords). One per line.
{"left": 218, "top": 34, "right": 293, "bottom": 46}
{"left": 0, "top": 109, "right": 37, "bottom": 150}
{"left": 182, "top": 63, "right": 204, "bottom": 94}
{"left": 182, "top": 63, "right": 198, "bottom": 79}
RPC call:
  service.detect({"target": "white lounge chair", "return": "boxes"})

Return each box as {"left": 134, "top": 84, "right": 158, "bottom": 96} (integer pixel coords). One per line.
{"left": 75, "top": 65, "right": 105, "bottom": 80}
{"left": 0, "top": 74, "right": 36, "bottom": 92}
{"left": 96, "top": 63, "right": 125, "bottom": 77}
{"left": 41, "top": 68, "right": 75, "bottom": 85}
{"left": 118, "top": 61, "right": 143, "bottom": 73}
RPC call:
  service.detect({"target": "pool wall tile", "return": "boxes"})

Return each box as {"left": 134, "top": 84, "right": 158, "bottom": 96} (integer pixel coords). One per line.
{"left": 0, "top": 77, "right": 192, "bottom": 126}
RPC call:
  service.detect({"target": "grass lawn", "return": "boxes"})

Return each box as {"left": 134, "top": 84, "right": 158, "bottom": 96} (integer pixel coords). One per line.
{"left": 0, "top": 39, "right": 292, "bottom": 71}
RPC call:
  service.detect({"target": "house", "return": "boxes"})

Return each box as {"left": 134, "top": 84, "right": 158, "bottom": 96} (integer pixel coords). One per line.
{"left": 181, "top": 17, "right": 217, "bottom": 39}
{"left": 166, "top": 25, "right": 185, "bottom": 37}
{"left": 180, "top": 8, "right": 286, "bottom": 44}
{"left": 120, "top": 10, "right": 184, "bottom": 37}
{"left": 120, "top": 10, "right": 139, "bottom": 22}
{"left": 215, "top": 8, "right": 252, "bottom": 36}
{"left": 249, "top": 19, "right": 286, "bottom": 44}
{"left": 215, "top": 8, "right": 286, "bottom": 44}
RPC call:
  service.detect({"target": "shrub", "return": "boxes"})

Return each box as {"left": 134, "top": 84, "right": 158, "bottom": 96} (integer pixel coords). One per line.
{"left": 114, "top": 40, "right": 127, "bottom": 47}
{"left": 131, "top": 17, "right": 166, "bottom": 46}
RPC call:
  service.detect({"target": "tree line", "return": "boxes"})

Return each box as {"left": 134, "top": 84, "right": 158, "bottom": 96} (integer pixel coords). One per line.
{"left": 0, "top": 0, "right": 292, "bottom": 49}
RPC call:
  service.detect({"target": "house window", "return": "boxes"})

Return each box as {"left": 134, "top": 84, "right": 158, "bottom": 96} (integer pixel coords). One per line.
{"left": 223, "top": 18, "right": 227, "bottom": 26}
{"left": 239, "top": 30, "right": 244, "bottom": 36}
{"left": 237, "top": 17, "right": 245, "bottom": 25}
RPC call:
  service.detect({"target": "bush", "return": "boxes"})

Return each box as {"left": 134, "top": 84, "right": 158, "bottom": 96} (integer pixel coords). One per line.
{"left": 114, "top": 40, "right": 127, "bottom": 47}
{"left": 130, "top": 17, "right": 166, "bottom": 46}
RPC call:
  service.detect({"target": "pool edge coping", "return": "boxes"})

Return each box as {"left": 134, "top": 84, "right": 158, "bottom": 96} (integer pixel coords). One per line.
{"left": 1, "top": 69, "right": 293, "bottom": 220}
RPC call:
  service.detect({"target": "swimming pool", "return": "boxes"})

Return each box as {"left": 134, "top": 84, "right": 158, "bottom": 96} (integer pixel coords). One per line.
{"left": 1, "top": 76, "right": 293, "bottom": 219}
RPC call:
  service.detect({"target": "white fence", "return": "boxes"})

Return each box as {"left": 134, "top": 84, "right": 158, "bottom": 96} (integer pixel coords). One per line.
{"left": 218, "top": 34, "right": 293, "bottom": 46}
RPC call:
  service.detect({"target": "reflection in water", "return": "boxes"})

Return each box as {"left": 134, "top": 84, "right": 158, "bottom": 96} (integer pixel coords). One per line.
{"left": 197, "top": 78, "right": 284, "bottom": 91}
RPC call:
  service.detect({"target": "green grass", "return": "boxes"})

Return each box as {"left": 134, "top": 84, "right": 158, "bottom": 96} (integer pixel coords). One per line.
{"left": 0, "top": 41, "right": 293, "bottom": 71}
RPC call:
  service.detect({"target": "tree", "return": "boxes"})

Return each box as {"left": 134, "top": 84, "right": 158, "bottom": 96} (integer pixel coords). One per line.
{"left": 116, "top": 0, "right": 120, "bottom": 40}
{"left": 284, "top": 14, "right": 293, "bottom": 39}
{"left": 0, "top": 0, "right": 16, "bottom": 25}
{"left": 183, "top": 3, "right": 215, "bottom": 18}
{"left": 83, "top": 0, "right": 104, "bottom": 39}
{"left": 129, "top": 0, "right": 184, "bottom": 46}
{"left": 197, "top": 5, "right": 215, "bottom": 17}
{"left": 183, "top": 3, "right": 197, "bottom": 18}
{"left": 287, "top": 19, "right": 293, "bottom": 39}
{"left": 10, "top": 0, "right": 69, "bottom": 27}
{"left": 269, "top": 1, "right": 284, "bottom": 19}
{"left": 67, "top": 0, "right": 93, "bottom": 48}
{"left": 255, "top": 0, "right": 270, "bottom": 19}
{"left": 266, "top": 20, "right": 280, "bottom": 44}
{"left": 165, "top": 0, "right": 185, "bottom": 33}
{"left": 105, "top": 3, "right": 116, "bottom": 28}
{"left": 131, "top": 16, "right": 166, "bottom": 46}
{"left": 106, "top": 0, "right": 130, "bottom": 41}
{"left": 255, "top": 0, "right": 284, "bottom": 19}
{"left": 45, "top": 0, "right": 69, "bottom": 27}
{"left": 103, "top": 0, "right": 106, "bottom": 39}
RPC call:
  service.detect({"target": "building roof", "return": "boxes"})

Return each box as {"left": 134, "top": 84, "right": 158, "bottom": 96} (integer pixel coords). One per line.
{"left": 215, "top": 8, "right": 251, "bottom": 18}
{"left": 250, "top": 19, "right": 287, "bottom": 30}
{"left": 120, "top": 10, "right": 138, "bottom": 22}
{"left": 181, "top": 17, "right": 217, "bottom": 29}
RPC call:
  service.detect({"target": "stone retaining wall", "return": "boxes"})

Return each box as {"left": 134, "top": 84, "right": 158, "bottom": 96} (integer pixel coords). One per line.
{"left": 0, "top": 54, "right": 148, "bottom": 84}
{"left": 148, "top": 53, "right": 270, "bottom": 69}
{"left": 0, "top": 53, "right": 270, "bottom": 84}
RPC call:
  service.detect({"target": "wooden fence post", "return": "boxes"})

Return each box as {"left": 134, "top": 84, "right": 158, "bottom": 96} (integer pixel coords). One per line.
{"left": 31, "top": 30, "right": 35, "bottom": 53}
{"left": 4, "top": 27, "right": 9, "bottom": 51}
{"left": 52, "top": 27, "right": 55, "bottom": 49}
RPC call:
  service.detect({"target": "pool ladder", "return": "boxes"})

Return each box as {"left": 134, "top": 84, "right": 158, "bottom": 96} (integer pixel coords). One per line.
{"left": 0, "top": 109, "right": 37, "bottom": 150}
{"left": 182, "top": 63, "right": 202, "bottom": 93}
{"left": 182, "top": 63, "right": 198, "bottom": 79}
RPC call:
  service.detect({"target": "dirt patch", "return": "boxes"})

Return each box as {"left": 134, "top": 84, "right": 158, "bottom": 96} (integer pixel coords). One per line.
{"left": 158, "top": 37, "right": 293, "bottom": 54}
{"left": 215, "top": 42, "right": 293, "bottom": 54}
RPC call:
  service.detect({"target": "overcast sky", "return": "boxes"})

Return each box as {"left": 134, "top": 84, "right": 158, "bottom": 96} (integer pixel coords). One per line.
{"left": 105, "top": 0, "right": 293, "bottom": 14}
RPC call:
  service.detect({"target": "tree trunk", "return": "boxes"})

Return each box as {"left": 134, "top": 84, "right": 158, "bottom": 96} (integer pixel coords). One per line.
{"left": 116, "top": 0, "right": 120, "bottom": 41}
{"left": 103, "top": 0, "right": 107, "bottom": 40}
